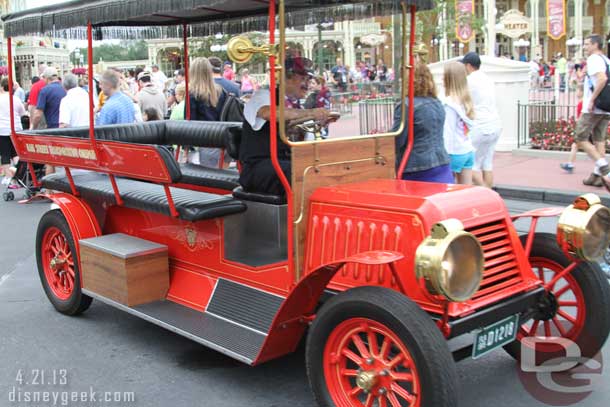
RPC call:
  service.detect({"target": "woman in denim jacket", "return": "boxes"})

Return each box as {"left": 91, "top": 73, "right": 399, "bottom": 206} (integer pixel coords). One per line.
{"left": 391, "top": 63, "right": 453, "bottom": 183}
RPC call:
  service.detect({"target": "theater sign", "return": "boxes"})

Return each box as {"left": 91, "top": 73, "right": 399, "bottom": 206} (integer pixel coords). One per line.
{"left": 498, "top": 10, "right": 531, "bottom": 39}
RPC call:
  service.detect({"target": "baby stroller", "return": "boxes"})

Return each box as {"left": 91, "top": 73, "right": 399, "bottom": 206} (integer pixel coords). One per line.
{"left": 2, "top": 161, "right": 45, "bottom": 201}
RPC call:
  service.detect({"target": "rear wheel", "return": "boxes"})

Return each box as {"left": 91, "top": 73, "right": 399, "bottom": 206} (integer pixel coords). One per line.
{"left": 504, "top": 233, "right": 610, "bottom": 361}
{"left": 36, "top": 210, "right": 92, "bottom": 315}
{"left": 306, "top": 286, "right": 458, "bottom": 407}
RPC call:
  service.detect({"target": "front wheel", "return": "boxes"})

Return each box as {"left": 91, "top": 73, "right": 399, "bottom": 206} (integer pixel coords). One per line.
{"left": 36, "top": 210, "right": 92, "bottom": 315}
{"left": 504, "top": 233, "right": 610, "bottom": 361}
{"left": 306, "top": 286, "right": 458, "bottom": 407}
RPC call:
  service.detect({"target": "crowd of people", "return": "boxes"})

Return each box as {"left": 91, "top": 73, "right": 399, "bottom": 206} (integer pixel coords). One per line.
{"left": 528, "top": 51, "right": 589, "bottom": 92}
{"left": 3, "top": 35, "right": 609, "bottom": 196}
{"left": 393, "top": 52, "right": 502, "bottom": 188}
{"left": 326, "top": 57, "right": 393, "bottom": 92}
{"left": 0, "top": 58, "right": 267, "bottom": 183}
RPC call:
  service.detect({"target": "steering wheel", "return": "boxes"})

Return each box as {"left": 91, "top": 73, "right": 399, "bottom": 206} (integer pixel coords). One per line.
{"left": 290, "top": 111, "right": 341, "bottom": 138}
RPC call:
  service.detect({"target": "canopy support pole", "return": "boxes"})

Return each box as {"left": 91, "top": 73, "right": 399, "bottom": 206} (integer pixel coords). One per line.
{"left": 396, "top": 3, "right": 417, "bottom": 178}
{"left": 270, "top": 0, "right": 295, "bottom": 284}
{"left": 87, "top": 22, "right": 98, "bottom": 156}
{"left": 183, "top": 23, "right": 190, "bottom": 121}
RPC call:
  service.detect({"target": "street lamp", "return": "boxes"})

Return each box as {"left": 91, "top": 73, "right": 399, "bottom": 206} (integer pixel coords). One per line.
{"left": 316, "top": 20, "right": 333, "bottom": 74}
{"left": 430, "top": 37, "right": 440, "bottom": 61}
{"left": 566, "top": 37, "right": 581, "bottom": 59}
{"left": 73, "top": 48, "right": 81, "bottom": 67}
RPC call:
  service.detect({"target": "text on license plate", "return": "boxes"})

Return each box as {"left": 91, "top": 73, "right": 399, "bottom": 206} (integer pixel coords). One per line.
{"left": 472, "top": 314, "right": 519, "bottom": 359}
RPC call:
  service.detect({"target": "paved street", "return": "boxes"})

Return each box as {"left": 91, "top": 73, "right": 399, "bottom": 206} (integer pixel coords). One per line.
{"left": 0, "top": 196, "right": 608, "bottom": 407}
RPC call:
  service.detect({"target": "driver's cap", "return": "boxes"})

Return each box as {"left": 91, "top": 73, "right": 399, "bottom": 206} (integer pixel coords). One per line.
{"left": 285, "top": 56, "right": 315, "bottom": 77}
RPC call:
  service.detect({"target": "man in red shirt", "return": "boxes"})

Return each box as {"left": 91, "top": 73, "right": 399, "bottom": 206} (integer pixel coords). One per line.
{"left": 27, "top": 64, "right": 48, "bottom": 129}
{"left": 223, "top": 62, "right": 235, "bottom": 81}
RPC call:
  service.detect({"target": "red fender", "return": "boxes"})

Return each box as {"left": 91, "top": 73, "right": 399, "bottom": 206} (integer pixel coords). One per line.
{"left": 254, "top": 251, "right": 404, "bottom": 364}
{"left": 44, "top": 193, "right": 102, "bottom": 255}
{"left": 511, "top": 206, "right": 564, "bottom": 258}
{"left": 510, "top": 207, "right": 564, "bottom": 221}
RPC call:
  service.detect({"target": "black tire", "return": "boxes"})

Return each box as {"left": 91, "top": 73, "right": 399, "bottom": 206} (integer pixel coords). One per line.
{"left": 3, "top": 192, "right": 9, "bottom": 201}
{"left": 7, "top": 191, "right": 14, "bottom": 201}
{"left": 306, "top": 286, "right": 458, "bottom": 407}
{"left": 503, "top": 233, "right": 610, "bottom": 361}
{"left": 36, "top": 210, "right": 92, "bottom": 315}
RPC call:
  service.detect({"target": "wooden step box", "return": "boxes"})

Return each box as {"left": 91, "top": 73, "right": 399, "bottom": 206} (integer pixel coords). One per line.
{"left": 79, "top": 233, "right": 169, "bottom": 306}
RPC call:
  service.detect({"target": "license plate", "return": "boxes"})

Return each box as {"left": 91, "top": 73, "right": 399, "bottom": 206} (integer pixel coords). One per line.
{"left": 472, "top": 314, "right": 519, "bottom": 359}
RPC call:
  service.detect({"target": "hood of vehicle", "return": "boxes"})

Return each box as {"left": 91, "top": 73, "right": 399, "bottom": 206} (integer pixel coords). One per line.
{"left": 309, "top": 179, "right": 509, "bottom": 230}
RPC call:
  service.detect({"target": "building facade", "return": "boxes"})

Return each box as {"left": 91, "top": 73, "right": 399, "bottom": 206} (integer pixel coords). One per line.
{"left": 1, "top": 0, "right": 70, "bottom": 89}
{"left": 147, "top": 18, "right": 395, "bottom": 76}
{"left": 474, "top": 0, "right": 610, "bottom": 61}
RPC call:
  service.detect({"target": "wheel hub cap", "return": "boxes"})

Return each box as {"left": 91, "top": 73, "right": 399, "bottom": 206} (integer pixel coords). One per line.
{"left": 534, "top": 292, "right": 559, "bottom": 321}
{"left": 50, "top": 256, "right": 66, "bottom": 271}
{"left": 355, "top": 370, "right": 378, "bottom": 392}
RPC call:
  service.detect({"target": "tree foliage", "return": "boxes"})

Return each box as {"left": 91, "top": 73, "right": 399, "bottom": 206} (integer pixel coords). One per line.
{"left": 74, "top": 40, "right": 148, "bottom": 64}
{"left": 418, "top": 0, "right": 485, "bottom": 42}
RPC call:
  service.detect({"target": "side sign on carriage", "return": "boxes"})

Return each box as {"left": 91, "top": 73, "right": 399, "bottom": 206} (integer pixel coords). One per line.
{"left": 472, "top": 314, "right": 519, "bottom": 359}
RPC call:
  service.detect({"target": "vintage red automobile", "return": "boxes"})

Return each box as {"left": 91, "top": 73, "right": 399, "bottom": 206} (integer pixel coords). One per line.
{"left": 2, "top": 1, "right": 609, "bottom": 406}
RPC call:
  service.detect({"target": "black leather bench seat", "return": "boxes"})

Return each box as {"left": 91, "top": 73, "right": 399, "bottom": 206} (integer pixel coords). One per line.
{"left": 179, "top": 164, "right": 240, "bottom": 190}
{"left": 43, "top": 172, "right": 246, "bottom": 222}
{"left": 25, "top": 121, "right": 243, "bottom": 191}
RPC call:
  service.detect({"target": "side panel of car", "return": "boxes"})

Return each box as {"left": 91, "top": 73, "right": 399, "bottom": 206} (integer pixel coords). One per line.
{"left": 100, "top": 206, "right": 292, "bottom": 309}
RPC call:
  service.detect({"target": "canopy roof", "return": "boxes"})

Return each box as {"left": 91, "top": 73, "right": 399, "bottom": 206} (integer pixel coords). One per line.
{"left": 2, "top": 0, "right": 434, "bottom": 39}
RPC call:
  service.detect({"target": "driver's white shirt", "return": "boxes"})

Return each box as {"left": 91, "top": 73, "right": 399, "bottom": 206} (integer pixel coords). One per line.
{"left": 244, "top": 88, "right": 271, "bottom": 131}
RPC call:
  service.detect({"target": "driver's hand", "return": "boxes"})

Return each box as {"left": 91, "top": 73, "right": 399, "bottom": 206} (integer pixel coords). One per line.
{"left": 311, "top": 108, "right": 331, "bottom": 122}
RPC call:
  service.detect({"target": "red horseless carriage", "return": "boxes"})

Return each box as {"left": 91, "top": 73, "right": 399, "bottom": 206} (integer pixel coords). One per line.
{"left": 2, "top": 1, "right": 610, "bottom": 406}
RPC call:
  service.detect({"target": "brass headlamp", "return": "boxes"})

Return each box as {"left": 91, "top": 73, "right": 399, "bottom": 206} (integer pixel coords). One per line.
{"left": 557, "top": 193, "right": 610, "bottom": 261}
{"left": 415, "top": 219, "right": 484, "bottom": 302}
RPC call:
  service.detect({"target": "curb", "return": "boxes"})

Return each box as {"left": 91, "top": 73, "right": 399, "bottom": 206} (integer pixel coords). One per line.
{"left": 494, "top": 184, "right": 610, "bottom": 207}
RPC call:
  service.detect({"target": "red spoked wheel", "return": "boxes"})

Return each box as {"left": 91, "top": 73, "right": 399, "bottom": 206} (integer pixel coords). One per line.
{"left": 307, "top": 287, "right": 457, "bottom": 407}
{"left": 504, "top": 233, "right": 610, "bottom": 361}
{"left": 518, "top": 258, "right": 586, "bottom": 347}
{"left": 36, "top": 210, "right": 92, "bottom": 315}
{"left": 323, "top": 317, "right": 421, "bottom": 407}
{"left": 41, "top": 226, "right": 76, "bottom": 301}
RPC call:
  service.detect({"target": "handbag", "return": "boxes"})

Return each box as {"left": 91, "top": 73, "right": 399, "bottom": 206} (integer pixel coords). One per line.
{"left": 593, "top": 55, "right": 610, "bottom": 112}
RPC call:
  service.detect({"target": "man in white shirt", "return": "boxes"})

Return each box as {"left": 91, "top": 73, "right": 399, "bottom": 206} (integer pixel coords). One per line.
{"left": 151, "top": 64, "right": 167, "bottom": 93}
{"left": 239, "top": 56, "right": 334, "bottom": 195}
{"left": 461, "top": 52, "right": 503, "bottom": 188}
{"left": 575, "top": 34, "right": 610, "bottom": 189}
{"left": 59, "top": 73, "right": 91, "bottom": 128}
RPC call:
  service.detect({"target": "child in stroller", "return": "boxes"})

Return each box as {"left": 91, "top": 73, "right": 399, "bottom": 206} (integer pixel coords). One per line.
{"left": 2, "top": 115, "right": 45, "bottom": 201}
{"left": 2, "top": 160, "right": 45, "bottom": 201}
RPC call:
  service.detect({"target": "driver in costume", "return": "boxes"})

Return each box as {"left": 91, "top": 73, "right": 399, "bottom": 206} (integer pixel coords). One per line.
{"left": 239, "top": 56, "right": 334, "bottom": 196}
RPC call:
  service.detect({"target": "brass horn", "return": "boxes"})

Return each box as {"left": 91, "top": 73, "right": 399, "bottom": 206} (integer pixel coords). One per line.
{"left": 227, "top": 36, "right": 277, "bottom": 64}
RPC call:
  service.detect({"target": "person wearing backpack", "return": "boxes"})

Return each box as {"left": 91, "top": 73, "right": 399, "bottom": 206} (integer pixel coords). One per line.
{"left": 187, "top": 57, "right": 229, "bottom": 168}
{"left": 575, "top": 34, "right": 610, "bottom": 190}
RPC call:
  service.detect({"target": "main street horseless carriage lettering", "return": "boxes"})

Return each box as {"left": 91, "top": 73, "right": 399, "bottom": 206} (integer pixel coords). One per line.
{"left": 3, "top": 1, "right": 610, "bottom": 405}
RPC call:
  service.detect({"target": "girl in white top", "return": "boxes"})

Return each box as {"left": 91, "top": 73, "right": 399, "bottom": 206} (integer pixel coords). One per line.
{"left": 442, "top": 61, "right": 475, "bottom": 185}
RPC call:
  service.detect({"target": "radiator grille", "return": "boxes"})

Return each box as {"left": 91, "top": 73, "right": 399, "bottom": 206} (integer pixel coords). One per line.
{"left": 466, "top": 220, "right": 522, "bottom": 300}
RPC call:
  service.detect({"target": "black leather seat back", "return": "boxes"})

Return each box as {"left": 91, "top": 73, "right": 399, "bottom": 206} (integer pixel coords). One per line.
{"left": 24, "top": 122, "right": 168, "bottom": 144}
{"left": 225, "top": 123, "right": 242, "bottom": 160}
{"left": 25, "top": 121, "right": 242, "bottom": 154}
